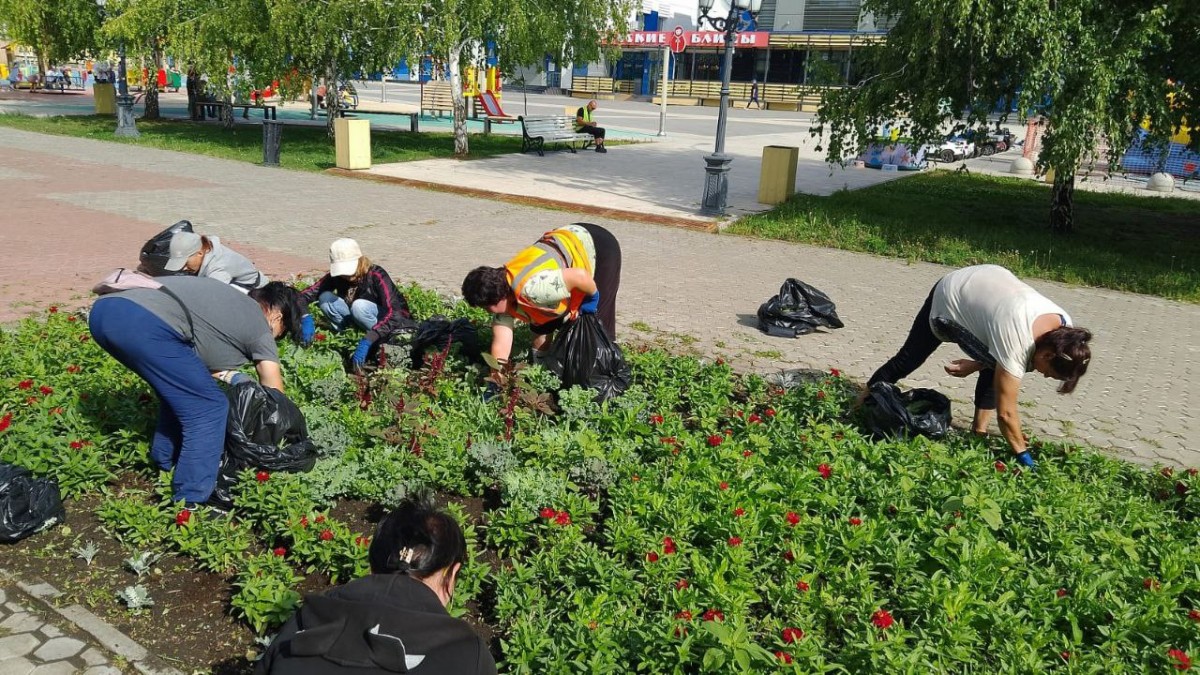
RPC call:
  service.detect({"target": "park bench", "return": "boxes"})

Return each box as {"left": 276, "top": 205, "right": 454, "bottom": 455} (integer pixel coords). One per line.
{"left": 519, "top": 116, "right": 594, "bottom": 156}
{"left": 420, "top": 81, "right": 455, "bottom": 117}
{"left": 336, "top": 107, "right": 420, "bottom": 133}
{"left": 200, "top": 101, "right": 278, "bottom": 121}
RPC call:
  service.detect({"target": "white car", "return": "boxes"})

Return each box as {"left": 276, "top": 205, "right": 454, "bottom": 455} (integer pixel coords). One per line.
{"left": 921, "top": 136, "right": 975, "bottom": 163}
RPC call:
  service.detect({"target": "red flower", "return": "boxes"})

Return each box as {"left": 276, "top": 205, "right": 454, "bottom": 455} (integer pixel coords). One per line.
{"left": 1060, "top": 651, "right": 1070, "bottom": 661}
{"left": 50, "top": 407, "right": 63, "bottom": 415}
{"left": 1056, "top": 588, "right": 1069, "bottom": 598}
{"left": 300, "top": 516, "right": 310, "bottom": 528}
{"left": 707, "top": 434, "right": 723, "bottom": 447}
{"left": 1168, "top": 649, "right": 1192, "bottom": 670}
{"left": 1144, "top": 578, "right": 1161, "bottom": 591}
{"left": 1162, "top": 468, "right": 1175, "bottom": 478}
{"left": 314, "top": 332, "right": 327, "bottom": 342}
{"left": 0, "top": 413, "right": 11, "bottom": 433}
{"left": 175, "top": 509, "right": 192, "bottom": 525}
{"left": 782, "top": 550, "right": 795, "bottom": 562}
{"left": 69, "top": 440, "right": 83, "bottom": 450}
{"left": 1189, "top": 609, "right": 1200, "bottom": 623}
{"left": 554, "top": 511, "right": 572, "bottom": 526}
{"left": 315, "top": 515, "right": 326, "bottom": 523}
{"left": 782, "top": 627, "right": 804, "bottom": 643}
{"left": 830, "top": 368, "right": 841, "bottom": 377}
{"left": 1189, "top": 469, "right": 1199, "bottom": 477}
{"left": 785, "top": 511, "right": 800, "bottom": 526}
{"left": 796, "top": 580, "right": 810, "bottom": 592}
{"left": 355, "top": 536, "right": 370, "bottom": 546}
{"left": 702, "top": 609, "right": 724, "bottom": 622}
{"left": 660, "top": 436, "right": 677, "bottom": 446}
{"left": 650, "top": 414, "right": 664, "bottom": 425}
{"left": 742, "top": 450, "right": 753, "bottom": 457}
{"left": 995, "top": 461, "right": 1007, "bottom": 472}
{"left": 39, "top": 386, "right": 53, "bottom": 395}
{"left": 646, "top": 551, "right": 659, "bottom": 563}
{"left": 816, "top": 390, "right": 826, "bottom": 400}
{"left": 675, "top": 578, "right": 689, "bottom": 590}
{"left": 817, "top": 463, "right": 832, "bottom": 480}
{"left": 319, "top": 529, "right": 334, "bottom": 541}
{"left": 735, "top": 410, "right": 744, "bottom": 418}
{"left": 17, "top": 380, "right": 33, "bottom": 390}
{"left": 539, "top": 507, "right": 556, "bottom": 519}
{"left": 273, "top": 547, "right": 287, "bottom": 556}
{"left": 733, "top": 507, "right": 745, "bottom": 517}
{"left": 728, "top": 536, "right": 742, "bottom": 547}
{"left": 849, "top": 517, "right": 863, "bottom": 526}
{"left": 67, "top": 316, "right": 77, "bottom": 322}
{"left": 748, "top": 413, "right": 762, "bottom": 424}
{"left": 25, "top": 397, "right": 38, "bottom": 405}
{"left": 765, "top": 408, "right": 776, "bottom": 417}
{"left": 775, "top": 651, "right": 793, "bottom": 664}
{"left": 871, "top": 609, "right": 894, "bottom": 630}
{"left": 674, "top": 610, "right": 692, "bottom": 621}
{"left": 48, "top": 306, "right": 58, "bottom": 314}
{"left": 631, "top": 474, "right": 640, "bottom": 482}
{"left": 255, "top": 471, "right": 270, "bottom": 483}
{"left": 67, "top": 365, "right": 80, "bottom": 374}
{"left": 663, "top": 536, "right": 677, "bottom": 554}
{"left": 719, "top": 481, "right": 729, "bottom": 491}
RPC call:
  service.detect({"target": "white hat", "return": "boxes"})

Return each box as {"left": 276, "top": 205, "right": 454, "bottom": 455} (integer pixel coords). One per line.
{"left": 329, "top": 238, "right": 363, "bottom": 277}
{"left": 164, "top": 232, "right": 203, "bottom": 271}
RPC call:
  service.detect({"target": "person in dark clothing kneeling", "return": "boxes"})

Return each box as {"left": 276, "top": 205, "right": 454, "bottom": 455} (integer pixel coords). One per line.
{"left": 257, "top": 493, "right": 497, "bottom": 675}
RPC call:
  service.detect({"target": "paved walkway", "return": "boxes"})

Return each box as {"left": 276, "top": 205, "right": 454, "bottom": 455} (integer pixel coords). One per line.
{"left": 0, "top": 586, "right": 120, "bottom": 674}
{"left": 0, "top": 126, "right": 1196, "bottom": 469}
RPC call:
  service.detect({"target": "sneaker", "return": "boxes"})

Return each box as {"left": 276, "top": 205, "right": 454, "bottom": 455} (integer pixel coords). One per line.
{"left": 596, "top": 146, "right": 607, "bottom": 153}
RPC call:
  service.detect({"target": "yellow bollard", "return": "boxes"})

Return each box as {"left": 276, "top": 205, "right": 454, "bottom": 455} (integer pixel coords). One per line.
{"left": 758, "top": 145, "right": 799, "bottom": 205}
{"left": 334, "top": 118, "right": 371, "bottom": 170}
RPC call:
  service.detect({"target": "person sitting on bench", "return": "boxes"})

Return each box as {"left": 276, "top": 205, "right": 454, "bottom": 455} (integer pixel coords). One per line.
{"left": 575, "top": 100, "right": 607, "bottom": 153}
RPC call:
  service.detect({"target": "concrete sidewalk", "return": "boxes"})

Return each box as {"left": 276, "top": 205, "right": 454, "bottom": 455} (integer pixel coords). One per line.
{"left": 0, "top": 125, "right": 1196, "bottom": 469}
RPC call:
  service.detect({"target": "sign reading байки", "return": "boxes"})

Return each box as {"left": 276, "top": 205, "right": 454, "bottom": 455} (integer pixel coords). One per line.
{"left": 617, "top": 30, "right": 769, "bottom": 49}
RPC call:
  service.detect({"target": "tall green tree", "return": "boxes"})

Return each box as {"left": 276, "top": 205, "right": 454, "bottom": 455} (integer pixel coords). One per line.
{"left": 100, "top": 0, "right": 178, "bottom": 119}
{"left": 0, "top": 0, "right": 101, "bottom": 77}
{"left": 813, "top": 0, "right": 1198, "bottom": 233}
{"left": 404, "top": 0, "right": 633, "bottom": 155}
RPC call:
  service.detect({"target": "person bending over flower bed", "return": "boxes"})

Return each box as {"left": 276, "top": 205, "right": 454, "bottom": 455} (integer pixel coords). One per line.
{"left": 89, "top": 279, "right": 304, "bottom": 508}
{"left": 257, "top": 493, "right": 497, "bottom": 674}
{"left": 160, "top": 231, "right": 269, "bottom": 292}
{"left": 298, "top": 238, "right": 415, "bottom": 369}
{"left": 867, "top": 264, "right": 1093, "bottom": 468}
{"left": 461, "top": 223, "right": 622, "bottom": 375}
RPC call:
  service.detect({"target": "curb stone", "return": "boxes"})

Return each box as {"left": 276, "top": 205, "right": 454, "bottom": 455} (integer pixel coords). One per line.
{"left": 0, "top": 571, "right": 182, "bottom": 675}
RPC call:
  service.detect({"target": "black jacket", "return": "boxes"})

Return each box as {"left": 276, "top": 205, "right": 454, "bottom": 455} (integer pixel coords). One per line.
{"left": 299, "top": 265, "right": 416, "bottom": 344}
{"left": 257, "top": 574, "right": 496, "bottom": 675}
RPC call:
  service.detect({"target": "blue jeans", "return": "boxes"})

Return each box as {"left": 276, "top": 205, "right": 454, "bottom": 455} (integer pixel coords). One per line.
{"left": 318, "top": 292, "right": 378, "bottom": 332}
{"left": 89, "top": 298, "right": 228, "bottom": 504}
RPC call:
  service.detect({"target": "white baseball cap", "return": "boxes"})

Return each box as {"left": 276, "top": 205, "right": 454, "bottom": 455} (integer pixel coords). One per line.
{"left": 164, "top": 232, "right": 203, "bottom": 271}
{"left": 329, "top": 238, "right": 363, "bottom": 277}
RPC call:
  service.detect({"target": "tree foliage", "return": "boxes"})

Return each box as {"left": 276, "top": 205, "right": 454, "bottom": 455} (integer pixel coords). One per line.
{"left": 0, "top": 0, "right": 102, "bottom": 75}
{"left": 813, "top": 0, "right": 1198, "bottom": 232}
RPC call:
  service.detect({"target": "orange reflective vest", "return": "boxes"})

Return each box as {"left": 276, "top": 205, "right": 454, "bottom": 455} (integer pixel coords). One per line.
{"left": 504, "top": 229, "right": 594, "bottom": 326}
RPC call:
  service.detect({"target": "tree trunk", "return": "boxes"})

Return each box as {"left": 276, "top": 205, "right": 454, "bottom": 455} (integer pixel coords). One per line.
{"left": 143, "top": 42, "right": 163, "bottom": 120}
{"left": 325, "top": 64, "right": 339, "bottom": 139}
{"left": 222, "top": 58, "right": 235, "bottom": 130}
{"left": 186, "top": 66, "right": 200, "bottom": 120}
{"left": 448, "top": 45, "right": 468, "bottom": 156}
{"left": 1050, "top": 170, "right": 1075, "bottom": 234}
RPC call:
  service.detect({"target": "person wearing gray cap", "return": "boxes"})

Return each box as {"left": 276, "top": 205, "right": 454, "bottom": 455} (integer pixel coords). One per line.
{"left": 163, "top": 232, "right": 269, "bottom": 293}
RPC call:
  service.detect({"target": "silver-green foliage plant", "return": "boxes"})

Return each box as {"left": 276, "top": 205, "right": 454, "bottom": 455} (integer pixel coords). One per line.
{"left": 72, "top": 540, "right": 100, "bottom": 566}
{"left": 116, "top": 585, "right": 154, "bottom": 611}
{"left": 124, "top": 551, "right": 161, "bottom": 578}
{"left": 467, "top": 440, "right": 518, "bottom": 485}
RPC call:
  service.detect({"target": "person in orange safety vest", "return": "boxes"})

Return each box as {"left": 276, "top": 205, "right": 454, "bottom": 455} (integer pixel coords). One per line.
{"left": 461, "top": 223, "right": 622, "bottom": 373}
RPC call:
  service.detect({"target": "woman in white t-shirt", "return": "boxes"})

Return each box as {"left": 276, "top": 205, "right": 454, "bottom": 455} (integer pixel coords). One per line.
{"left": 867, "top": 265, "right": 1093, "bottom": 468}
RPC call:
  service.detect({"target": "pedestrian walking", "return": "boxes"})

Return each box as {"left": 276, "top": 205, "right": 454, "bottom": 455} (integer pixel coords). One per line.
{"left": 748, "top": 78, "right": 761, "bottom": 109}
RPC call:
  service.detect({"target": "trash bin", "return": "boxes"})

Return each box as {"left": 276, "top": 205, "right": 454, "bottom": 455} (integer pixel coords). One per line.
{"left": 94, "top": 82, "right": 116, "bottom": 115}
{"left": 262, "top": 120, "right": 282, "bottom": 167}
{"left": 758, "top": 145, "right": 798, "bottom": 205}
{"left": 334, "top": 118, "right": 371, "bottom": 170}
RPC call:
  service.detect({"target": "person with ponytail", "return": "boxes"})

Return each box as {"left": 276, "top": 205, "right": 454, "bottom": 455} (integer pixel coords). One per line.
{"left": 867, "top": 264, "right": 1093, "bottom": 469}
{"left": 258, "top": 492, "right": 496, "bottom": 674}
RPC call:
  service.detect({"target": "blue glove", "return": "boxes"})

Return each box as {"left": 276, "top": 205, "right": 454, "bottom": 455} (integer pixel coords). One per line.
{"left": 483, "top": 381, "right": 502, "bottom": 402}
{"left": 579, "top": 290, "right": 600, "bottom": 315}
{"left": 300, "top": 315, "right": 315, "bottom": 344}
{"left": 351, "top": 338, "right": 373, "bottom": 367}
{"left": 1014, "top": 451, "right": 1035, "bottom": 469}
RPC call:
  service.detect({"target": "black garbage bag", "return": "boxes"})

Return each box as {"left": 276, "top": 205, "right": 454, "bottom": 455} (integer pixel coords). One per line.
{"left": 547, "top": 314, "right": 631, "bottom": 402}
{"left": 138, "top": 220, "right": 194, "bottom": 276}
{"left": 410, "top": 317, "right": 483, "bottom": 369}
{"left": 862, "top": 382, "right": 952, "bottom": 439}
{"left": 757, "top": 278, "right": 845, "bottom": 337}
{"left": 0, "top": 463, "right": 66, "bottom": 543}
{"left": 209, "top": 382, "right": 318, "bottom": 509}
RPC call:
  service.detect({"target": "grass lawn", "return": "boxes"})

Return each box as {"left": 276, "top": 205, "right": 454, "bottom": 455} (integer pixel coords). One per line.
{"left": 0, "top": 113, "right": 524, "bottom": 171}
{"left": 727, "top": 171, "right": 1200, "bottom": 303}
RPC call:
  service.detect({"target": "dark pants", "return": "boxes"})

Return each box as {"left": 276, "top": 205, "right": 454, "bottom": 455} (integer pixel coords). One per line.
{"left": 531, "top": 222, "right": 622, "bottom": 341}
{"left": 867, "top": 286, "right": 997, "bottom": 410}
{"left": 581, "top": 126, "right": 606, "bottom": 141}
{"left": 89, "top": 298, "right": 228, "bottom": 504}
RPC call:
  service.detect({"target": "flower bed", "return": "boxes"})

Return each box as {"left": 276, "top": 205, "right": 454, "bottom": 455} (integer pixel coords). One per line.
{"left": 1, "top": 291, "right": 1198, "bottom": 672}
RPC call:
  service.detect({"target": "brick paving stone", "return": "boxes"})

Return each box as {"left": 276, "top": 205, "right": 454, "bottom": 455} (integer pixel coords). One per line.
{"left": 32, "top": 639, "right": 84, "bottom": 662}
{"left": 0, "top": 657, "right": 37, "bottom": 675}
{"left": 29, "top": 663, "right": 79, "bottom": 675}
{"left": 0, "top": 126, "right": 1196, "bottom": 468}
{"left": 0, "top": 614, "right": 46, "bottom": 636}
{"left": 0, "top": 633, "right": 41, "bottom": 660}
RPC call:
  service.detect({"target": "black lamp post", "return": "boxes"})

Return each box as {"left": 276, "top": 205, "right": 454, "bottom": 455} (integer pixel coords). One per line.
{"left": 95, "top": 0, "right": 139, "bottom": 137}
{"left": 697, "top": 0, "right": 761, "bottom": 216}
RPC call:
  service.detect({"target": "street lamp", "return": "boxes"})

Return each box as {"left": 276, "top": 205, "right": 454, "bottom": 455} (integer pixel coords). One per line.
{"left": 95, "top": 0, "right": 139, "bottom": 137}
{"left": 697, "top": 0, "right": 761, "bottom": 216}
